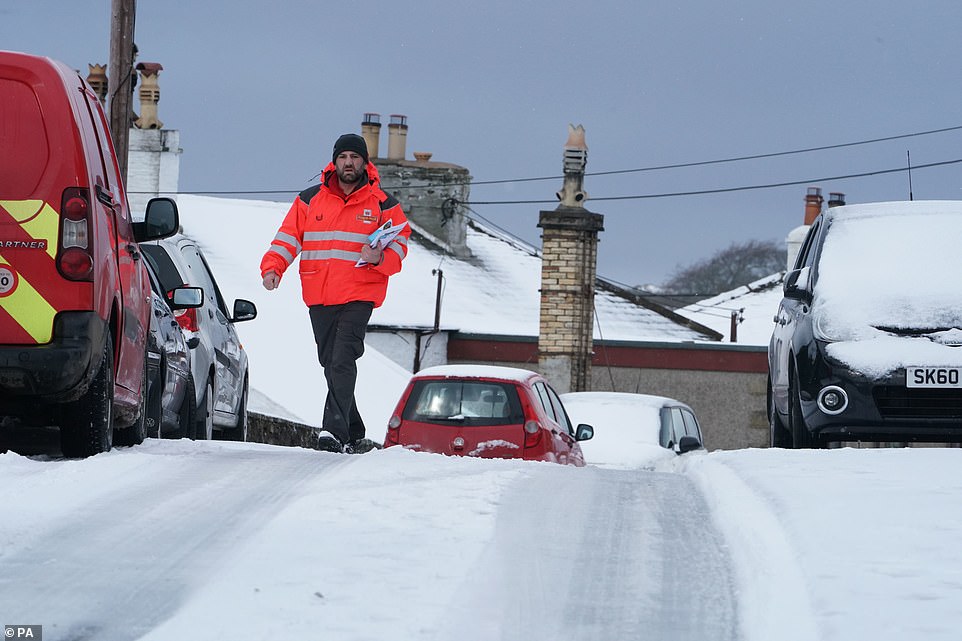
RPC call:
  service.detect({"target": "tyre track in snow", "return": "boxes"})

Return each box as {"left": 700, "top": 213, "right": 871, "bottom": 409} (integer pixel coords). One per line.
{"left": 439, "top": 465, "right": 739, "bottom": 641}
{"left": 0, "top": 442, "right": 348, "bottom": 641}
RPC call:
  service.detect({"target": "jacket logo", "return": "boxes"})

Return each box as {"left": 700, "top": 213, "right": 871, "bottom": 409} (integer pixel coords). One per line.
{"left": 357, "top": 209, "right": 377, "bottom": 224}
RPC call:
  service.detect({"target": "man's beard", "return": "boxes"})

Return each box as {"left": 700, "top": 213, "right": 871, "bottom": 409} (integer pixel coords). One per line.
{"left": 337, "top": 165, "right": 364, "bottom": 186}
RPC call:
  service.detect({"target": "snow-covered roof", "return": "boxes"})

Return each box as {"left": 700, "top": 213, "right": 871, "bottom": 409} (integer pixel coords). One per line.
{"left": 381, "top": 218, "right": 716, "bottom": 341}
{"left": 677, "top": 272, "right": 785, "bottom": 346}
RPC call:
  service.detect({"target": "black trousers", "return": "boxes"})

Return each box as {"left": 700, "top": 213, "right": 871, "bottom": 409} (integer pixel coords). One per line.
{"left": 308, "top": 301, "right": 374, "bottom": 444}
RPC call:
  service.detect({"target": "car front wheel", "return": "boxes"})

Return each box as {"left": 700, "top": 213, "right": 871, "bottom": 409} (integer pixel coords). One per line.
{"left": 768, "top": 380, "right": 792, "bottom": 448}
{"left": 223, "top": 378, "right": 248, "bottom": 442}
{"left": 788, "top": 371, "right": 815, "bottom": 449}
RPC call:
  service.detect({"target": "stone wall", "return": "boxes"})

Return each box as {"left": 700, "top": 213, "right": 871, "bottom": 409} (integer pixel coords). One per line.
{"left": 248, "top": 412, "right": 319, "bottom": 449}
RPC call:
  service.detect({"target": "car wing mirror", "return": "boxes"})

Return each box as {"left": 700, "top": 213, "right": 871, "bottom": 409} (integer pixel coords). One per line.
{"left": 783, "top": 266, "right": 812, "bottom": 302}
{"left": 134, "top": 197, "right": 180, "bottom": 242}
{"left": 575, "top": 423, "right": 594, "bottom": 442}
{"left": 169, "top": 286, "right": 203, "bottom": 310}
{"left": 677, "top": 435, "right": 702, "bottom": 454}
{"left": 232, "top": 298, "right": 257, "bottom": 322}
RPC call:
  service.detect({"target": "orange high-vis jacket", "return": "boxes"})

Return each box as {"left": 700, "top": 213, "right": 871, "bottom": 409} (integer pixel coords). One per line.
{"left": 260, "top": 162, "right": 410, "bottom": 308}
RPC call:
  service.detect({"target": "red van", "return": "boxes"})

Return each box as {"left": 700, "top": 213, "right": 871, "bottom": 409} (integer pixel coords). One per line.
{"left": 0, "top": 50, "right": 178, "bottom": 457}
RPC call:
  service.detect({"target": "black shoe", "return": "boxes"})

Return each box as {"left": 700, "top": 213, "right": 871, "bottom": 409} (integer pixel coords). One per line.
{"left": 348, "top": 438, "right": 381, "bottom": 454}
{"left": 317, "top": 430, "right": 345, "bottom": 453}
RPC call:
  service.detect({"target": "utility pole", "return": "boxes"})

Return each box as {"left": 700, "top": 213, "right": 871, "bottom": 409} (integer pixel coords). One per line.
{"left": 108, "top": 0, "right": 136, "bottom": 182}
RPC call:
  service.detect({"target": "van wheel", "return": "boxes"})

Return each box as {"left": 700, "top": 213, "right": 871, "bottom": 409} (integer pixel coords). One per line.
{"left": 61, "top": 331, "right": 114, "bottom": 458}
{"left": 191, "top": 376, "right": 214, "bottom": 440}
{"left": 116, "top": 357, "right": 149, "bottom": 446}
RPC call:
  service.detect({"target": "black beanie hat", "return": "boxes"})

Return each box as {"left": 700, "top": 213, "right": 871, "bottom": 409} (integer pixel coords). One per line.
{"left": 332, "top": 133, "right": 369, "bottom": 163}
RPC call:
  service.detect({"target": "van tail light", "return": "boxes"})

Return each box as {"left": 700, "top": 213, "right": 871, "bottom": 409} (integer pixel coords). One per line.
{"left": 384, "top": 414, "right": 402, "bottom": 446}
{"left": 57, "top": 187, "right": 93, "bottom": 281}
{"left": 523, "top": 419, "right": 543, "bottom": 448}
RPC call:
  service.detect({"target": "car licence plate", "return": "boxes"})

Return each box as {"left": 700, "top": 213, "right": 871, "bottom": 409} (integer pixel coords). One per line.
{"left": 906, "top": 367, "right": 962, "bottom": 388}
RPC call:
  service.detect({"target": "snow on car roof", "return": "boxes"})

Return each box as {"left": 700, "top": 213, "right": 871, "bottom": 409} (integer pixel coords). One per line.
{"left": 412, "top": 364, "right": 540, "bottom": 382}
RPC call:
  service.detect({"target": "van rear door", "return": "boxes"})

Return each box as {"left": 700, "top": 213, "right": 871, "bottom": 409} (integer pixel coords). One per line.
{"left": 0, "top": 57, "right": 86, "bottom": 346}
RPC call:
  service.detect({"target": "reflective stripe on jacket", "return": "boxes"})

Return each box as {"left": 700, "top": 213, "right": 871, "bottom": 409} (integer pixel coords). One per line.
{"left": 260, "top": 161, "right": 409, "bottom": 308}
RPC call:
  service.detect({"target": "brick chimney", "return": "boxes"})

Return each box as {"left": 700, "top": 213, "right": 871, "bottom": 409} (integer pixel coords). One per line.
{"left": 387, "top": 114, "right": 408, "bottom": 160}
{"left": 361, "top": 112, "right": 381, "bottom": 159}
{"left": 537, "top": 124, "right": 604, "bottom": 394}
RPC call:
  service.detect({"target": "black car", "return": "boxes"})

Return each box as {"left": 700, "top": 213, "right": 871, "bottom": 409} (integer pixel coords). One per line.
{"left": 141, "top": 235, "right": 256, "bottom": 441}
{"left": 144, "top": 259, "right": 203, "bottom": 438}
{"left": 768, "top": 200, "right": 962, "bottom": 448}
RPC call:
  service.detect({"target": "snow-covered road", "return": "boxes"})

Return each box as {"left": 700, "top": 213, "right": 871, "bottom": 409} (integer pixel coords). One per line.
{"left": 2, "top": 440, "right": 961, "bottom": 641}
{"left": 1, "top": 441, "right": 737, "bottom": 641}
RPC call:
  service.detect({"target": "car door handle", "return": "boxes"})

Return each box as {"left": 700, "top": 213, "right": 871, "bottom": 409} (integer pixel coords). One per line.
{"left": 126, "top": 243, "right": 141, "bottom": 260}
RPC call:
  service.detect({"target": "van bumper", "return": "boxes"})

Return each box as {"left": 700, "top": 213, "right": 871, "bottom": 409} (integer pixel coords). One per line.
{"left": 0, "top": 312, "right": 106, "bottom": 407}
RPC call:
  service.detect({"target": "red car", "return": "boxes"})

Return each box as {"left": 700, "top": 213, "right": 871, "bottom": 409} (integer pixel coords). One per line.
{"left": 384, "top": 365, "right": 594, "bottom": 466}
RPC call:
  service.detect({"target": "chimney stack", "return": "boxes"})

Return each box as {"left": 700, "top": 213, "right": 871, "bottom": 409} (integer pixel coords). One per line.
{"left": 537, "top": 124, "right": 604, "bottom": 394}
{"left": 828, "top": 192, "right": 846, "bottom": 208}
{"left": 361, "top": 112, "right": 381, "bottom": 159}
{"left": 133, "top": 62, "right": 164, "bottom": 130}
{"left": 804, "top": 186, "right": 823, "bottom": 224}
{"left": 387, "top": 114, "right": 408, "bottom": 160}
{"left": 86, "top": 64, "right": 108, "bottom": 103}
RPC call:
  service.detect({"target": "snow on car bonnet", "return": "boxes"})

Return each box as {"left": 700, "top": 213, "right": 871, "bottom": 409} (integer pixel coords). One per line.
{"left": 813, "top": 201, "right": 962, "bottom": 376}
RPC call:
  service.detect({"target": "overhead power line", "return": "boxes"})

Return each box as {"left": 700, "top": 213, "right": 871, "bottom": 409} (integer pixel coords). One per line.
{"left": 460, "top": 157, "right": 962, "bottom": 205}
{"left": 436, "top": 123, "right": 962, "bottom": 187}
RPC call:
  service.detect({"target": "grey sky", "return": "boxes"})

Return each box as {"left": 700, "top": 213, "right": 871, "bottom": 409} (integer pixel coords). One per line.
{"left": 5, "top": 1, "right": 962, "bottom": 289}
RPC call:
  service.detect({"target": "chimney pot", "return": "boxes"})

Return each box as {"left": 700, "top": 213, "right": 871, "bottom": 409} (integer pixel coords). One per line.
{"left": 361, "top": 112, "right": 382, "bottom": 159}
{"left": 133, "top": 62, "right": 164, "bottom": 130}
{"left": 804, "top": 186, "right": 823, "bottom": 224}
{"left": 387, "top": 113, "right": 408, "bottom": 160}
{"left": 828, "top": 192, "right": 846, "bottom": 207}
{"left": 86, "top": 64, "right": 108, "bottom": 103}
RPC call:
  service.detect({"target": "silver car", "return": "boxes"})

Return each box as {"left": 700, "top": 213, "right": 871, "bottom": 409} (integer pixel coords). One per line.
{"left": 140, "top": 235, "right": 256, "bottom": 441}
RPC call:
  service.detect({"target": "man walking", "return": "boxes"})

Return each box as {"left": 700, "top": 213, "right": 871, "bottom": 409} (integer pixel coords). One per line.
{"left": 260, "top": 133, "right": 410, "bottom": 452}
